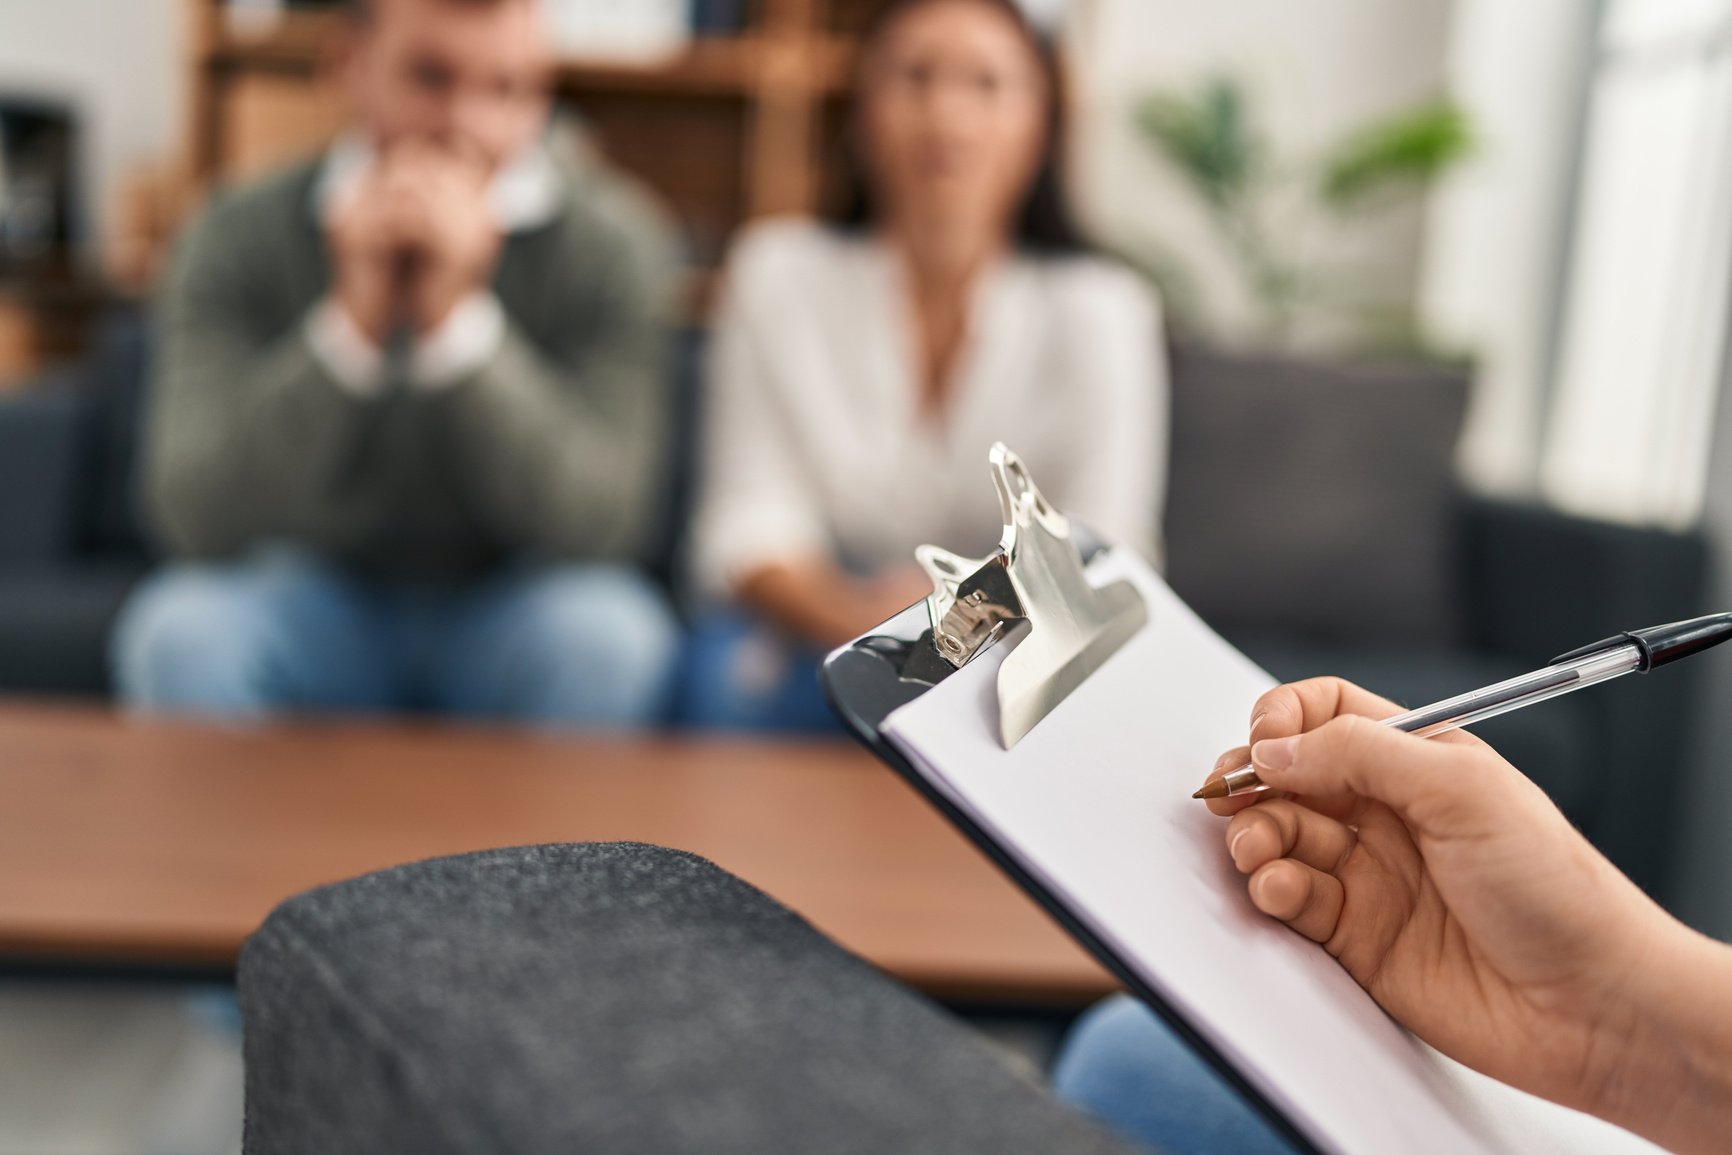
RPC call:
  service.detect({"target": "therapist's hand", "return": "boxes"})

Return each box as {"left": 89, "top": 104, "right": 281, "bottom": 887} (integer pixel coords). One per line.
{"left": 1200, "top": 677, "right": 1732, "bottom": 1155}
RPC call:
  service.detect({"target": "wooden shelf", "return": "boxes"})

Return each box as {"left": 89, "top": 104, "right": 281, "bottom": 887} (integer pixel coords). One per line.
{"left": 0, "top": 271, "right": 110, "bottom": 389}
{"left": 208, "top": 10, "right": 855, "bottom": 98}
{"left": 562, "top": 37, "right": 854, "bottom": 98}
{"left": 206, "top": 8, "right": 333, "bottom": 74}
{"left": 563, "top": 40, "right": 768, "bottom": 97}
{"left": 185, "top": 0, "right": 861, "bottom": 313}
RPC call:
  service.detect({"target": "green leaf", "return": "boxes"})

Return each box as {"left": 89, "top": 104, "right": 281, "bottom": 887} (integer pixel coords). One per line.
{"left": 1319, "top": 100, "right": 1474, "bottom": 208}
{"left": 1133, "top": 77, "right": 1262, "bottom": 208}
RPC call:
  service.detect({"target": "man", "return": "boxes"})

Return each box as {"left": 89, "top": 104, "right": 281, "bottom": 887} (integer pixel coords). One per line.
{"left": 114, "top": 0, "right": 681, "bottom": 727}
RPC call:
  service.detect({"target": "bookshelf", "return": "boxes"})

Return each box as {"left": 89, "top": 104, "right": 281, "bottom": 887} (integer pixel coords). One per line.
{"left": 184, "top": 0, "right": 885, "bottom": 284}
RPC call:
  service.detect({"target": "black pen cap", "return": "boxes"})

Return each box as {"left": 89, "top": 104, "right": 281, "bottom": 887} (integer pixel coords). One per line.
{"left": 1629, "top": 612, "right": 1732, "bottom": 671}
{"left": 1552, "top": 612, "right": 1732, "bottom": 671}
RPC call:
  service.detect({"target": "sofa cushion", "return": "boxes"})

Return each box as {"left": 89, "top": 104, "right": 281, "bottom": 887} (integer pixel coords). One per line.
{"left": 72, "top": 308, "right": 153, "bottom": 558}
{"left": 0, "top": 385, "right": 82, "bottom": 564}
{"left": 1163, "top": 344, "right": 1470, "bottom": 649}
{"left": 0, "top": 562, "right": 145, "bottom": 696}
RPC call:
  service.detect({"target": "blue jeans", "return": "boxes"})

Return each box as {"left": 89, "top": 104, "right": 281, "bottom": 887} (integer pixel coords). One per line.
{"left": 673, "top": 613, "right": 840, "bottom": 733}
{"left": 1052, "top": 996, "right": 1299, "bottom": 1155}
{"left": 113, "top": 550, "right": 680, "bottom": 729}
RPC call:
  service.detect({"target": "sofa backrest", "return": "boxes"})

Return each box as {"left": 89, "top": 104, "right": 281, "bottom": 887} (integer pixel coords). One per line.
{"left": 1163, "top": 342, "right": 1472, "bottom": 650}
{"left": 27, "top": 314, "right": 1476, "bottom": 658}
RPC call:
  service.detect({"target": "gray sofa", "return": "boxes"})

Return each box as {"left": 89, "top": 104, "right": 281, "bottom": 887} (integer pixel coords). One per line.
{"left": 0, "top": 309, "right": 152, "bottom": 696}
{"left": 0, "top": 318, "right": 1711, "bottom": 898}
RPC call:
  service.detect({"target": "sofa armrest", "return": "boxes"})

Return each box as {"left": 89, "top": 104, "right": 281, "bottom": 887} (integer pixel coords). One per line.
{"left": 1461, "top": 494, "right": 1712, "bottom": 899}
{"left": 1461, "top": 495, "right": 1710, "bottom": 662}
{"left": 0, "top": 377, "right": 85, "bottom": 566}
{"left": 240, "top": 844, "right": 1141, "bottom": 1155}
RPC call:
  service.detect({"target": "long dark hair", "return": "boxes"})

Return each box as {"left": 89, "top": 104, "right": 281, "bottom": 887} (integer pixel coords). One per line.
{"left": 826, "top": 0, "right": 1089, "bottom": 256}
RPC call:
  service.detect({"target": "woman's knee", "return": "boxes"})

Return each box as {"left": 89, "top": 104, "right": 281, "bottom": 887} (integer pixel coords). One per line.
{"left": 1052, "top": 996, "right": 1176, "bottom": 1097}
{"left": 673, "top": 614, "right": 832, "bottom": 732}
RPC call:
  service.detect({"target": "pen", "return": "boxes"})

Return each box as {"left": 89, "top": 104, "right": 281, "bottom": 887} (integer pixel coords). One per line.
{"left": 1193, "top": 612, "right": 1732, "bottom": 801}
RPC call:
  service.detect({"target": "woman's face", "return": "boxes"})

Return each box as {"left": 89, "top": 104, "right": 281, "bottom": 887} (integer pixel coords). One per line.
{"left": 857, "top": 0, "right": 1049, "bottom": 238}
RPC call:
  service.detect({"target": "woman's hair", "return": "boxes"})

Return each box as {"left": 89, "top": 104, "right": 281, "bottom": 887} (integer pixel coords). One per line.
{"left": 825, "top": 0, "right": 1089, "bottom": 256}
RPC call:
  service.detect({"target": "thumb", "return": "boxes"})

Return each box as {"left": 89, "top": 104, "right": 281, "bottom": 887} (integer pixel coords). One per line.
{"left": 1251, "top": 715, "right": 1513, "bottom": 836}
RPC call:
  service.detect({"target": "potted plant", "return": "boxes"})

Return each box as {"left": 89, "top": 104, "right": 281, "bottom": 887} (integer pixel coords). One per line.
{"left": 1129, "top": 75, "right": 1475, "bottom": 354}
{"left": 1127, "top": 78, "right": 1483, "bottom": 663}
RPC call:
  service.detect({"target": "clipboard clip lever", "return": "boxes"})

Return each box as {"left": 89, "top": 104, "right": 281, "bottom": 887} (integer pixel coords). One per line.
{"left": 915, "top": 443, "right": 1149, "bottom": 748}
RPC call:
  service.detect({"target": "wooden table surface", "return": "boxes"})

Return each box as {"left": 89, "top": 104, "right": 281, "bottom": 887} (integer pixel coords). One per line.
{"left": 0, "top": 703, "right": 1116, "bottom": 1004}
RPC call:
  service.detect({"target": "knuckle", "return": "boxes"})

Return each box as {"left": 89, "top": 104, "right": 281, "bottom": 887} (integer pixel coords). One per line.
{"left": 1306, "top": 675, "right": 1354, "bottom": 697}
{"left": 1306, "top": 714, "right": 1379, "bottom": 766}
{"left": 1334, "top": 712, "right": 1382, "bottom": 745}
{"left": 1298, "top": 675, "right": 1352, "bottom": 706}
{"left": 1274, "top": 861, "right": 1315, "bottom": 919}
{"left": 1257, "top": 801, "right": 1300, "bottom": 854}
{"left": 1252, "top": 685, "right": 1301, "bottom": 734}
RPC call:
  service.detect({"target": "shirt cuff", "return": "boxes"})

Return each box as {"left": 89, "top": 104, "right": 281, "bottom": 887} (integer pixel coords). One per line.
{"left": 305, "top": 299, "right": 387, "bottom": 398}
{"left": 410, "top": 292, "right": 505, "bottom": 391}
{"left": 692, "top": 502, "right": 830, "bottom": 600}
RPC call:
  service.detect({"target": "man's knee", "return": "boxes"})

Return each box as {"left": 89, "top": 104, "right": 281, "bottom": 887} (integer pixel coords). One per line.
{"left": 113, "top": 552, "right": 383, "bottom": 717}
{"left": 519, "top": 567, "right": 678, "bottom": 673}
{"left": 497, "top": 566, "right": 681, "bottom": 724}
{"left": 113, "top": 565, "right": 277, "bottom": 713}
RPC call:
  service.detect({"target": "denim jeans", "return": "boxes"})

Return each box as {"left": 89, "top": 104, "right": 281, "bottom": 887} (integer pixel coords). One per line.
{"left": 1052, "top": 996, "right": 1300, "bottom": 1155}
{"left": 113, "top": 549, "right": 680, "bottom": 728}
{"left": 673, "top": 613, "right": 840, "bottom": 733}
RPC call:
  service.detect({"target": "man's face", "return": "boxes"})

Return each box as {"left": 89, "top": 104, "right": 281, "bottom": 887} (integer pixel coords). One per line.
{"left": 344, "top": 0, "right": 553, "bottom": 172}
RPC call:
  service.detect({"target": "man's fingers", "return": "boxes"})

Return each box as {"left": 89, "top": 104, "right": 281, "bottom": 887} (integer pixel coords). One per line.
{"left": 1248, "top": 859, "right": 1345, "bottom": 945}
{"left": 1226, "top": 799, "right": 1356, "bottom": 875}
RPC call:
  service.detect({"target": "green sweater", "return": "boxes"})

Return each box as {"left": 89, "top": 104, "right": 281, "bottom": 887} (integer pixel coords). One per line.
{"left": 144, "top": 143, "right": 678, "bottom": 583}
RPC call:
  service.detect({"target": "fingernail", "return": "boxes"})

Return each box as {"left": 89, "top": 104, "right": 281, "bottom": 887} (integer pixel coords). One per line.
{"left": 1248, "top": 709, "right": 1267, "bottom": 736}
{"left": 1250, "top": 870, "right": 1274, "bottom": 909}
{"left": 1252, "top": 736, "right": 1299, "bottom": 772}
{"left": 1213, "top": 750, "right": 1237, "bottom": 771}
{"left": 1228, "top": 827, "right": 1248, "bottom": 866}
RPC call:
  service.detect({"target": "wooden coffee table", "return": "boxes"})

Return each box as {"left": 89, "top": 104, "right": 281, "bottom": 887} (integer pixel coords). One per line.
{"left": 0, "top": 703, "right": 1116, "bottom": 1004}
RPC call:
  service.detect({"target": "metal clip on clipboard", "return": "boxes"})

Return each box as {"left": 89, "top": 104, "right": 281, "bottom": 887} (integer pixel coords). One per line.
{"left": 914, "top": 443, "right": 1148, "bottom": 749}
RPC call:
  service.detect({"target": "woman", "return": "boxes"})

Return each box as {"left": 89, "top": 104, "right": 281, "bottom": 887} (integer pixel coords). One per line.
{"left": 681, "top": 0, "right": 1167, "bottom": 731}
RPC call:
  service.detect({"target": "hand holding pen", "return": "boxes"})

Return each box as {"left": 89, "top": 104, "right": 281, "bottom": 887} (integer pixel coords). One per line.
{"left": 1192, "top": 657, "right": 1732, "bottom": 1154}
{"left": 1195, "top": 613, "right": 1732, "bottom": 801}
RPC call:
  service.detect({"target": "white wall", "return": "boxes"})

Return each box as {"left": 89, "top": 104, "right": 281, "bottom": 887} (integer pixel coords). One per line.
{"left": 0, "top": 0, "right": 186, "bottom": 260}
{"left": 1417, "top": 0, "right": 1596, "bottom": 498}
{"left": 1539, "top": 0, "right": 1732, "bottom": 530}
{"left": 1070, "top": 0, "right": 1455, "bottom": 348}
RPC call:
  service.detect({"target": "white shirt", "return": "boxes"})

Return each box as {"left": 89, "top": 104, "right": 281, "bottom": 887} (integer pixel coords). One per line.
{"left": 690, "top": 219, "right": 1168, "bottom": 598}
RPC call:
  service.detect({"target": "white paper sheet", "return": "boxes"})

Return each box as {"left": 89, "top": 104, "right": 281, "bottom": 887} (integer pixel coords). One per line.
{"left": 880, "top": 550, "right": 1664, "bottom": 1155}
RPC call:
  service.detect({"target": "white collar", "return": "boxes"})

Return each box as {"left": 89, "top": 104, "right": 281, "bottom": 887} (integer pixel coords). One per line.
{"left": 310, "top": 133, "right": 563, "bottom": 233}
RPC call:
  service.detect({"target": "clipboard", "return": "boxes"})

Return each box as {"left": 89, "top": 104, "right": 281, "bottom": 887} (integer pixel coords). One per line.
{"left": 818, "top": 444, "right": 1663, "bottom": 1155}
{"left": 818, "top": 443, "right": 1317, "bottom": 1153}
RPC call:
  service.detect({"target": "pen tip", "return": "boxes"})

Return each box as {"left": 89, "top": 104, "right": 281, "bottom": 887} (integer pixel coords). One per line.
{"left": 1192, "top": 780, "right": 1228, "bottom": 801}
